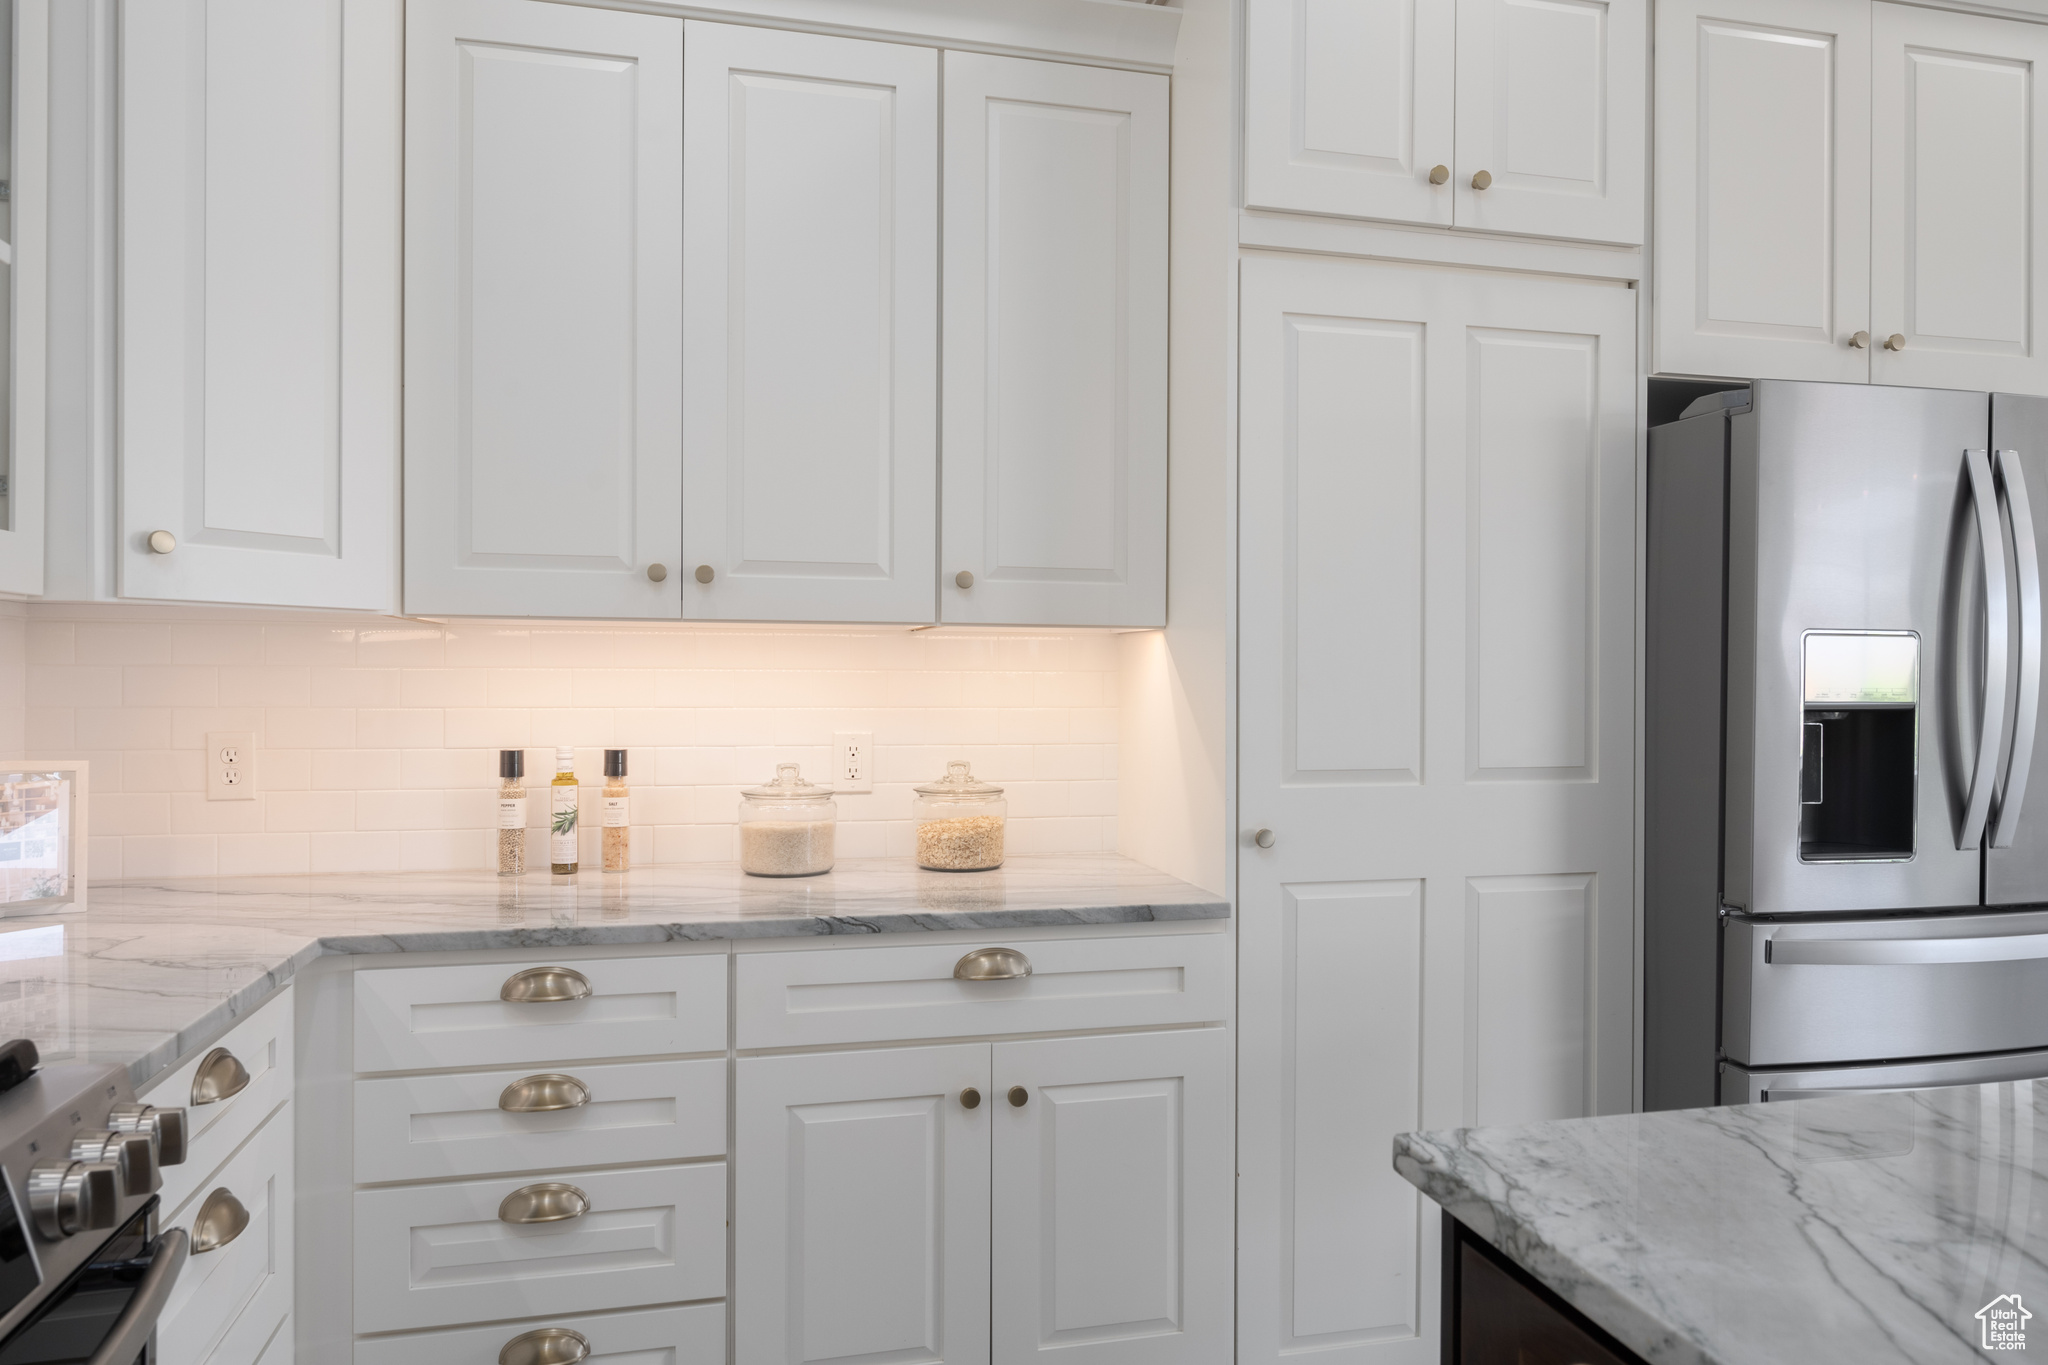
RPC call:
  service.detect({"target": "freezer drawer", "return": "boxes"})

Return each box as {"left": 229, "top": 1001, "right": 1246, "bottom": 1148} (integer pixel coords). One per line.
{"left": 1723, "top": 1048, "right": 2048, "bottom": 1103}
{"left": 1725, "top": 908, "right": 2048, "bottom": 1067}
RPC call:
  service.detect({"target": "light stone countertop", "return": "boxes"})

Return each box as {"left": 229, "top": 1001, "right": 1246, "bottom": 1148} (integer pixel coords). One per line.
{"left": 0, "top": 854, "right": 1226, "bottom": 1092}
{"left": 1396, "top": 1085, "right": 2048, "bottom": 1364}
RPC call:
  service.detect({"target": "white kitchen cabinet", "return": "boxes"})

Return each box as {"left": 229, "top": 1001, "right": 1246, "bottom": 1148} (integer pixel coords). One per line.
{"left": 682, "top": 23, "right": 937, "bottom": 623}
{"left": 403, "top": 0, "right": 682, "bottom": 617}
{"left": 159, "top": 1103, "right": 294, "bottom": 1365}
{"left": 735, "top": 1043, "right": 992, "bottom": 1365}
{"left": 1655, "top": 0, "right": 1872, "bottom": 381}
{"left": 147, "top": 987, "right": 293, "bottom": 1219}
{"left": 353, "top": 1303, "right": 724, "bottom": 1365}
{"left": 1235, "top": 256, "right": 1637, "bottom": 1365}
{"left": 0, "top": 0, "right": 48, "bottom": 597}
{"left": 1869, "top": 3, "right": 2048, "bottom": 394}
{"left": 119, "top": 0, "right": 398, "bottom": 608}
{"left": 1245, "top": 0, "right": 1641, "bottom": 244}
{"left": 991, "top": 1030, "right": 1232, "bottom": 1365}
{"left": 940, "top": 54, "right": 1167, "bottom": 627}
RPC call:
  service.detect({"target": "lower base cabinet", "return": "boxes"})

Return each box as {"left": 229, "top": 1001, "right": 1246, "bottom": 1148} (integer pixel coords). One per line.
{"left": 160, "top": 1107, "right": 295, "bottom": 1365}
{"left": 735, "top": 1027, "right": 1231, "bottom": 1365}
{"left": 351, "top": 1302, "right": 726, "bottom": 1365}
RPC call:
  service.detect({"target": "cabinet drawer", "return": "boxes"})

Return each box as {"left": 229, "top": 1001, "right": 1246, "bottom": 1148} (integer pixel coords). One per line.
{"left": 354, "top": 954, "right": 726, "bottom": 1072}
{"left": 144, "top": 988, "right": 293, "bottom": 1220}
{"left": 354, "top": 1057, "right": 727, "bottom": 1183}
{"left": 160, "top": 1105, "right": 293, "bottom": 1365}
{"left": 735, "top": 932, "right": 1230, "bottom": 1048}
{"left": 352, "top": 1162, "right": 726, "bottom": 1332}
{"left": 353, "top": 1302, "right": 723, "bottom": 1365}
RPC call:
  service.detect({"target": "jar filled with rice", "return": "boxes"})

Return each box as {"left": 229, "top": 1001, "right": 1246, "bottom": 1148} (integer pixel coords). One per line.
{"left": 912, "top": 761, "right": 1006, "bottom": 871}
{"left": 739, "top": 763, "right": 836, "bottom": 877}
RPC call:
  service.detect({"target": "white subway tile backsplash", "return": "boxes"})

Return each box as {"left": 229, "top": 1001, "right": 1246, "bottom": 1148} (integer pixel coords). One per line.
{"left": 10, "top": 608, "right": 1122, "bottom": 877}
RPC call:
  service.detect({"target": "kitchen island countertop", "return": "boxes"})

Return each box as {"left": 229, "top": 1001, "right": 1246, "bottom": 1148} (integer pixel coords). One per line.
{"left": 0, "top": 854, "right": 1225, "bottom": 1092}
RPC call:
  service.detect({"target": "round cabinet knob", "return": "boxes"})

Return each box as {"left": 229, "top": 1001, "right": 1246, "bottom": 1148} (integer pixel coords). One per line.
{"left": 955, "top": 570, "right": 975, "bottom": 589}
{"left": 147, "top": 530, "right": 176, "bottom": 555}
{"left": 1470, "top": 169, "right": 1493, "bottom": 190}
{"left": 1428, "top": 164, "right": 1450, "bottom": 185}
{"left": 499, "top": 1073, "right": 591, "bottom": 1114}
{"left": 960, "top": 1087, "right": 982, "bottom": 1110}
{"left": 646, "top": 563, "right": 668, "bottom": 583}
{"left": 498, "top": 1182, "right": 589, "bottom": 1225}
{"left": 191, "top": 1047, "right": 250, "bottom": 1105}
{"left": 500, "top": 1328, "right": 592, "bottom": 1365}
{"left": 1253, "top": 828, "right": 1276, "bottom": 849}
{"left": 1885, "top": 333, "right": 1907, "bottom": 351}
{"left": 1849, "top": 330, "right": 1871, "bottom": 349}
{"left": 1008, "top": 1086, "right": 1029, "bottom": 1107}
{"left": 191, "top": 1187, "right": 250, "bottom": 1253}
{"left": 694, "top": 564, "right": 715, "bottom": 584}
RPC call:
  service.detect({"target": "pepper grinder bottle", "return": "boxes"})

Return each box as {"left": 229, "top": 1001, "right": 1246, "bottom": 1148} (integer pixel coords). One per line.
{"left": 549, "top": 747, "right": 580, "bottom": 875}
{"left": 497, "top": 750, "right": 527, "bottom": 876}
{"left": 602, "top": 749, "right": 630, "bottom": 873}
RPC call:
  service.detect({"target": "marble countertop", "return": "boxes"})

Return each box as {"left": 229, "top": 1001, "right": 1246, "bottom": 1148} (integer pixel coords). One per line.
{"left": 1397, "top": 1085, "right": 2048, "bottom": 1364}
{"left": 0, "top": 854, "right": 1225, "bottom": 1093}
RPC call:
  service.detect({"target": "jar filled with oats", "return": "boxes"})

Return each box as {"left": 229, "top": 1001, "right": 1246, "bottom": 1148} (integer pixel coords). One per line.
{"left": 739, "top": 763, "right": 836, "bottom": 877}
{"left": 912, "top": 761, "right": 1006, "bottom": 871}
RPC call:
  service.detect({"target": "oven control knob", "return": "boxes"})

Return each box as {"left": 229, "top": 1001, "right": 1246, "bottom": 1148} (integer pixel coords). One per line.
{"left": 27, "top": 1159, "right": 120, "bottom": 1240}
{"left": 108, "top": 1103, "right": 187, "bottom": 1167}
{"left": 69, "top": 1130, "right": 156, "bottom": 1196}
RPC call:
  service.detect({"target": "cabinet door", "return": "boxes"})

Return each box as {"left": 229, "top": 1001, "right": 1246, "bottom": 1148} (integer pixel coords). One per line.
{"left": 683, "top": 24, "right": 937, "bottom": 623}
{"left": 403, "top": 0, "right": 681, "bottom": 617}
{"left": 940, "top": 54, "right": 1166, "bottom": 627}
{"left": 735, "top": 1045, "right": 990, "bottom": 1365}
{"left": 119, "top": 0, "right": 398, "bottom": 608}
{"left": 1245, "top": 0, "right": 1455, "bottom": 223}
{"left": 159, "top": 1105, "right": 293, "bottom": 1365}
{"left": 1655, "top": 0, "right": 1870, "bottom": 381}
{"left": 0, "top": 0, "right": 48, "bottom": 596}
{"left": 1870, "top": 4, "right": 2048, "bottom": 393}
{"left": 1453, "top": 0, "right": 1645, "bottom": 244}
{"left": 991, "top": 1029, "right": 1232, "bottom": 1365}
{"left": 1236, "top": 257, "right": 1637, "bottom": 1365}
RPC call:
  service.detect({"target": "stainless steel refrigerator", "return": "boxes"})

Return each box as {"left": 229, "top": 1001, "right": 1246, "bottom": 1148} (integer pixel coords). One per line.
{"left": 1646, "top": 378, "right": 2048, "bottom": 1108}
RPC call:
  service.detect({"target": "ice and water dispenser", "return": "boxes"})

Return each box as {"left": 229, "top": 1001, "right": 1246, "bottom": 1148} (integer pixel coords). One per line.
{"left": 1799, "top": 632, "right": 1919, "bottom": 861}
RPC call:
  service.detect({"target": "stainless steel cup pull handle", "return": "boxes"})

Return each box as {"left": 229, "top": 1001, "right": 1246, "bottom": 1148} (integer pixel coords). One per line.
{"left": 500, "top": 966, "right": 593, "bottom": 1003}
{"left": 500, "top": 1327, "right": 592, "bottom": 1365}
{"left": 191, "top": 1048, "right": 249, "bottom": 1105}
{"left": 498, "top": 1182, "right": 589, "bottom": 1225}
{"left": 954, "top": 947, "right": 1032, "bottom": 981}
{"left": 499, "top": 1074, "right": 591, "bottom": 1114}
{"left": 191, "top": 1188, "right": 249, "bottom": 1253}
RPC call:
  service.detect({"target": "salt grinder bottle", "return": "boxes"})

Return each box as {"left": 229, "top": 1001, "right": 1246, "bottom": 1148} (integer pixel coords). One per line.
{"left": 602, "top": 749, "right": 630, "bottom": 873}
{"left": 550, "top": 747, "right": 580, "bottom": 875}
{"left": 497, "top": 750, "right": 527, "bottom": 877}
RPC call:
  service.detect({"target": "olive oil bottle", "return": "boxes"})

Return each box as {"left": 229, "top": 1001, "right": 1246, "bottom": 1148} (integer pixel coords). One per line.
{"left": 549, "top": 747, "right": 580, "bottom": 874}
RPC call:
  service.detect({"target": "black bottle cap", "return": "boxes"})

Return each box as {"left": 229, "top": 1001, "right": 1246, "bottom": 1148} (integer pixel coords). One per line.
{"left": 605, "top": 749, "right": 628, "bottom": 778}
{"left": 500, "top": 750, "right": 524, "bottom": 779}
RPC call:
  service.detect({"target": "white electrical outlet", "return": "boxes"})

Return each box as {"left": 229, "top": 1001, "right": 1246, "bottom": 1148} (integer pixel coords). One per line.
{"left": 833, "top": 731, "right": 873, "bottom": 793}
{"left": 206, "top": 730, "right": 257, "bottom": 801}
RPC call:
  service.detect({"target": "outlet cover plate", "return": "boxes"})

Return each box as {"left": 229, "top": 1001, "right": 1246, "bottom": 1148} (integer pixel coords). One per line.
{"left": 206, "top": 730, "right": 256, "bottom": 801}
{"left": 833, "top": 731, "right": 873, "bottom": 793}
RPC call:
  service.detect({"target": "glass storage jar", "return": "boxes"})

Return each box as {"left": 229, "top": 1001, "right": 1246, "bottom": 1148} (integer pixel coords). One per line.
{"left": 912, "top": 761, "right": 1007, "bottom": 870}
{"left": 739, "top": 763, "right": 836, "bottom": 877}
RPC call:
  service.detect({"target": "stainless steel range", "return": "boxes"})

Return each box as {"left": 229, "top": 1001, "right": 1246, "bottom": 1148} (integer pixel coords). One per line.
{"left": 1647, "top": 379, "right": 2048, "bottom": 1107}
{"left": 0, "top": 1038, "right": 189, "bottom": 1364}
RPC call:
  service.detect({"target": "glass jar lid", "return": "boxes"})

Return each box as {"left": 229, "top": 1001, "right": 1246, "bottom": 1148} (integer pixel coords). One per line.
{"left": 914, "top": 760, "right": 1003, "bottom": 797}
{"left": 742, "top": 762, "right": 833, "bottom": 801}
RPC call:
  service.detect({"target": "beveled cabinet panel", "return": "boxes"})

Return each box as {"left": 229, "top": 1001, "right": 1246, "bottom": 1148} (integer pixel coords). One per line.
{"left": 941, "top": 53, "right": 1167, "bottom": 626}
{"left": 1469, "top": 873, "right": 1593, "bottom": 1125}
{"left": 121, "top": 0, "right": 398, "bottom": 608}
{"left": 404, "top": 0, "right": 683, "bottom": 616}
{"left": 1245, "top": 0, "right": 1456, "bottom": 223}
{"left": 1655, "top": 0, "right": 1871, "bottom": 381}
{"left": 683, "top": 24, "right": 937, "bottom": 623}
{"left": 1870, "top": 3, "right": 2048, "bottom": 394}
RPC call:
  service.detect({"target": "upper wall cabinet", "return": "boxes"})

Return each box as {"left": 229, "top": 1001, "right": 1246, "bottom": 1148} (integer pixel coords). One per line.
{"left": 404, "top": 0, "right": 682, "bottom": 618}
{"left": 1245, "top": 0, "right": 1644, "bottom": 246}
{"left": 121, "top": 0, "right": 399, "bottom": 609}
{"left": 681, "top": 23, "right": 937, "bottom": 624}
{"left": 0, "top": 0, "right": 47, "bottom": 597}
{"left": 941, "top": 54, "right": 1167, "bottom": 628}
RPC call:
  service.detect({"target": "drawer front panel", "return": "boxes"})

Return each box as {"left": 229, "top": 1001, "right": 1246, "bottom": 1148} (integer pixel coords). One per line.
{"left": 353, "top": 1301, "right": 724, "bottom": 1365}
{"left": 354, "top": 955, "right": 726, "bottom": 1071}
{"left": 735, "top": 932, "right": 1230, "bottom": 1048}
{"left": 160, "top": 1105, "right": 294, "bottom": 1365}
{"left": 352, "top": 1162, "right": 726, "bottom": 1332}
{"left": 144, "top": 987, "right": 294, "bottom": 1218}
{"left": 354, "top": 1057, "right": 727, "bottom": 1183}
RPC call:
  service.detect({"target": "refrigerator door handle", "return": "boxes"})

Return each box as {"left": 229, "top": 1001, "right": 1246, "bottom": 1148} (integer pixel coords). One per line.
{"left": 1766, "top": 930, "right": 2048, "bottom": 966}
{"left": 1994, "top": 447, "right": 2041, "bottom": 848}
{"left": 1962, "top": 448, "right": 2012, "bottom": 850}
